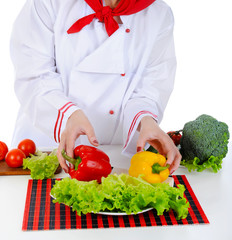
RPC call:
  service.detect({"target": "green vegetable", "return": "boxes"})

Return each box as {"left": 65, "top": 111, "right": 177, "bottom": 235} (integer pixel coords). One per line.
{"left": 180, "top": 114, "right": 230, "bottom": 172}
{"left": 50, "top": 174, "right": 189, "bottom": 220}
{"left": 147, "top": 145, "right": 158, "bottom": 154}
{"left": 23, "top": 149, "right": 59, "bottom": 179}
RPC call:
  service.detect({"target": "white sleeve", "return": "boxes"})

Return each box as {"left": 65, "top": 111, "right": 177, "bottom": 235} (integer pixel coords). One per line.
{"left": 10, "top": 0, "right": 79, "bottom": 143}
{"left": 122, "top": 8, "right": 177, "bottom": 157}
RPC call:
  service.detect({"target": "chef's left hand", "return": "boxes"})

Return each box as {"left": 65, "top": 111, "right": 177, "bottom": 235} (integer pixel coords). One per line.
{"left": 137, "top": 116, "right": 181, "bottom": 174}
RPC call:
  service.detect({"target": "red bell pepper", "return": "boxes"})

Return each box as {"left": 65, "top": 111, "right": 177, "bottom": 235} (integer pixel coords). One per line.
{"left": 62, "top": 145, "right": 112, "bottom": 183}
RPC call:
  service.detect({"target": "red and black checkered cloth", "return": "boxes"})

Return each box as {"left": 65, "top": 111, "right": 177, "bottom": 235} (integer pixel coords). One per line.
{"left": 22, "top": 175, "right": 209, "bottom": 231}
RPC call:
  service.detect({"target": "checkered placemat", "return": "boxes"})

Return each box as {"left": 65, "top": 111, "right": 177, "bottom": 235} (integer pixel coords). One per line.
{"left": 22, "top": 175, "right": 209, "bottom": 231}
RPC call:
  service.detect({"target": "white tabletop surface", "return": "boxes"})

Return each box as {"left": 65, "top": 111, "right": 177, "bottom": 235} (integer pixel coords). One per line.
{"left": 0, "top": 144, "right": 232, "bottom": 240}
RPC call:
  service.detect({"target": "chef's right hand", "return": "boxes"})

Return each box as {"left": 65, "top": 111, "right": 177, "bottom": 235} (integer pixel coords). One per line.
{"left": 57, "top": 109, "right": 99, "bottom": 173}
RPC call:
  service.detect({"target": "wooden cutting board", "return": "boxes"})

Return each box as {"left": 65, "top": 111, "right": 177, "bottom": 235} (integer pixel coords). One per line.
{"left": 0, "top": 160, "right": 62, "bottom": 176}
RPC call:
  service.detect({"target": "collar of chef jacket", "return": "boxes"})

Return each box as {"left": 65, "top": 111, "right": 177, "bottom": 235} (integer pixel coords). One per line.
{"left": 72, "top": 15, "right": 130, "bottom": 75}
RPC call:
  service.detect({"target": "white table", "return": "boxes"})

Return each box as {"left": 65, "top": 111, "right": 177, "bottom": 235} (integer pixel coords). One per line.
{"left": 0, "top": 144, "right": 231, "bottom": 240}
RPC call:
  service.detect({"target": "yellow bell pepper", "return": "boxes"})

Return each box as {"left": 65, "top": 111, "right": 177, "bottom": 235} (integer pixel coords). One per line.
{"left": 128, "top": 151, "right": 170, "bottom": 184}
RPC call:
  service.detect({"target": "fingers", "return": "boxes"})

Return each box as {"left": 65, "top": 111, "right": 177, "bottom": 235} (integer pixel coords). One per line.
{"left": 74, "top": 109, "right": 99, "bottom": 147}
{"left": 57, "top": 137, "right": 69, "bottom": 173}
{"left": 136, "top": 134, "right": 146, "bottom": 152}
{"left": 137, "top": 116, "right": 182, "bottom": 174}
{"left": 85, "top": 126, "right": 99, "bottom": 147}
{"left": 65, "top": 132, "right": 76, "bottom": 159}
{"left": 65, "top": 132, "right": 78, "bottom": 170}
{"left": 166, "top": 149, "right": 181, "bottom": 174}
{"left": 57, "top": 130, "right": 80, "bottom": 173}
{"left": 57, "top": 110, "right": 99, "bottom": 174}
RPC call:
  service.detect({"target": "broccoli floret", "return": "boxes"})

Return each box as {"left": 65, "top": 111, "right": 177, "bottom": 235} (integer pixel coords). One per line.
{"left": 180, "top": 114, "right": 230, "bottom": 172}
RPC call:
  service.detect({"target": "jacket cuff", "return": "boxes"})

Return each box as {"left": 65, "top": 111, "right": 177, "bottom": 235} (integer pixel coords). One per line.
{"left": 53, "top": 102, "right": 80, "bottom": 143}
{"left": 122, "top": 110, "right": 158, "bottom": 158}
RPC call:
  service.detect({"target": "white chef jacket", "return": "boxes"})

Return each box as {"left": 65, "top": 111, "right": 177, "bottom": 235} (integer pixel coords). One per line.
{"left": 10, "top": 0, "right": 176, "bottom": 157}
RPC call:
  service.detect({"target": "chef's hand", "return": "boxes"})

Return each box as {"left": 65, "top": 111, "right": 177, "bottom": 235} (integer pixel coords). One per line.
{"left": 57, "top": 109, "right": 99, "bottom": 173}
{"left": 137, "top": 116, "right": 181, "bottom": 174}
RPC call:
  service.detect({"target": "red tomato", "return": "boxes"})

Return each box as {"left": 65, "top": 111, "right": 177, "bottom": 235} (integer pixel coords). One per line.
{"left": 18, "top": 139, "right": 36, "bottom": 157}
{"left": 167, "top": 131, "right": 182, "bottom": 146}
{"left": 5, "top": 149, "right": 26, "bottom": 168}
{"left": 0, "top": 141, "right": 8, "bottom": 161}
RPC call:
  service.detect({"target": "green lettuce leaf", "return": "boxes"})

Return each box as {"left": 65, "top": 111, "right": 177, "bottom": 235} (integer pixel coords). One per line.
{"left": 23, "top": 150, "right": 59, "bottom": 179}
{"left": 51, "top": 174, "right": 189, "bottom": 219}
{"left": 181, "top": 155, "right": 223, "bottom": 173}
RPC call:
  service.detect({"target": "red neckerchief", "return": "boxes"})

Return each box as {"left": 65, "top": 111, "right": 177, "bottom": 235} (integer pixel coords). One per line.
{"left": 67, "top": 0, "right": 156, "bottom": 36}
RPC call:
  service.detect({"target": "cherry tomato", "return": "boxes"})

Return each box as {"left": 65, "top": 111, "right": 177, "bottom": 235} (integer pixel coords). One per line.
{"left": 18, "top": 139, "right": 36, "bottom": 157}
{"left": 167, "top": 131, "right": 182, "bottom": 146}
{"left": 0, "top": 141, "right": 8, "bottom": 161}
{"left": 5, "top": 149, "right": 26, "bottom": 168}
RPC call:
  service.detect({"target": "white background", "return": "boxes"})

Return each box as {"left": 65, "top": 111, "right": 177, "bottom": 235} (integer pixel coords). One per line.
{"left": 0, "top": 0, "right": 231, "bottom": 148}
{"left": 0, "top": 2, "right": 232, "bottom": 240}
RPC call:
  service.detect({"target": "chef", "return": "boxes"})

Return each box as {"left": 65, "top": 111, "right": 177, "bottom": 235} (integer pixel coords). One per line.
{"left": 10, "top": 0, "right": 181, "bottom": 174}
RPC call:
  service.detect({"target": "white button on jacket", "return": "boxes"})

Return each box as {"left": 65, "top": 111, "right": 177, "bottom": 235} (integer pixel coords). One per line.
{"left": 10, "top": 0, "right": 177, "bottom": 157}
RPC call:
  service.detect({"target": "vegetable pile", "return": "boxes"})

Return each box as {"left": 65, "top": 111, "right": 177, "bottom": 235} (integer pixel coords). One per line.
{"left": 180, "top": 114, "right": 230, "bottom": 172}
{"left": 51, "top": 174, "right": 189, "bottom": 220}
{"left": 148, "top": 114, "right": 230, "bottom": 173}
{"left": 1, "top": 139, "right": 37, "bottom": 168}
{"left": 23, "top": 149, "right": 59, "bottom": 179}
